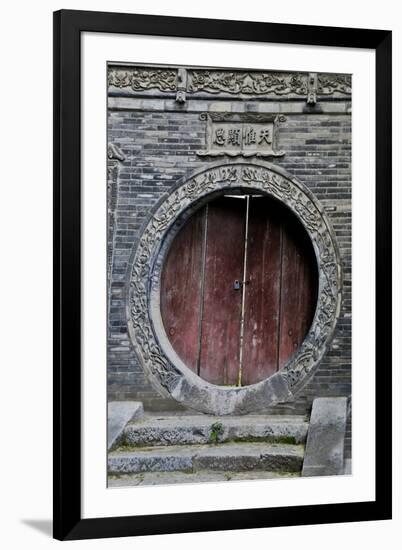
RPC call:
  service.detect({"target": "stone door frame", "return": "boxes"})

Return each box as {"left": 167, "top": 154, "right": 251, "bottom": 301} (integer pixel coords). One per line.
{"left": 127, "top": 159, "right": 342, "bottom": 415}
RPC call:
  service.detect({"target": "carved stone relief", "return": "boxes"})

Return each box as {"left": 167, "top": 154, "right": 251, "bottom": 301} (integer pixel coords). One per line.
{"left": 188, "top": 70, "right": 308, "bottom": 95}
{"left": 108, "top": 65, "right": 351, "bottom": 104}
{"left": 317, "top": 73, "right": 352, "bottom": 95}
{"left": 127, "top": 160, "right": 342, "bottom": 415}
{"left": 107, "top": 143, "right": 125, "bottom": 335}
{"left": 108, "top": 67, "right": 177, "bottom": 91}
{"left": 108, "top": 143, "right": 126, "bottom": 161}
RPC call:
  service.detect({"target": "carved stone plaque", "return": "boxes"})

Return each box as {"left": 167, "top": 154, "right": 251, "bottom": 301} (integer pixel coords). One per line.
{"left": 197, "top": 113, "right": 285, "bottom": 157}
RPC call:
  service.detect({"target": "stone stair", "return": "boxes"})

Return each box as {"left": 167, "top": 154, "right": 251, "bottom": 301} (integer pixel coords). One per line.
{"left": 108, "top": 413, "right": 308, "bottom": 486}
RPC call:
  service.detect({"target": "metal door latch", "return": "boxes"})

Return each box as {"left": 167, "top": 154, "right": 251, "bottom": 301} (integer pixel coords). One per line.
{"left": 234, "top": 280, "right": 250, "bottom": 290}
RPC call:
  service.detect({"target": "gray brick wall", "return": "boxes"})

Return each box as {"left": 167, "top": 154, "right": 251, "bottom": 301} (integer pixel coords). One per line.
{"left": 107, "top": 67, "right": 352, "bottom": 454}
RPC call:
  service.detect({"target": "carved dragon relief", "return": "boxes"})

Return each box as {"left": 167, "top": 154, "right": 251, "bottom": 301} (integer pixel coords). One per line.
{"left": 127, "top": 163, "right": 341, "bottom": 410}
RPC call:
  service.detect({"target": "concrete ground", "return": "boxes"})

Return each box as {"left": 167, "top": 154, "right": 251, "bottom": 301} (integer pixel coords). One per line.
{"left": 108, "top": 469, "right": 300, "bottom": 487}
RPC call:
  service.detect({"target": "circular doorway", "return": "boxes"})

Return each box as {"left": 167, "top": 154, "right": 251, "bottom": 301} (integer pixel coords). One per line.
{"left": 160, "top": 193, "right": 318, "bottom": 387}
{"left": 128, "top": 160, "right": 341, "bottom": 415}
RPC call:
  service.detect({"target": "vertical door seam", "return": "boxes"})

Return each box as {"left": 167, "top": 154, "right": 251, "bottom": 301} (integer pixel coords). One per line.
{"left": 276, "top": 223, "right": 284, "bottom": 372}
{"left": 237, "top": 195, "right": 250, "bottom": 387}
{"left": 196, "top": 205, "right": 208, "bottom": 376}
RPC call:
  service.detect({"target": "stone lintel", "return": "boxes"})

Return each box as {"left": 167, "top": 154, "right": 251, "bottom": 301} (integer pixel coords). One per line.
{"left": 108, "top": 96, "right": 351, "bottom": 115}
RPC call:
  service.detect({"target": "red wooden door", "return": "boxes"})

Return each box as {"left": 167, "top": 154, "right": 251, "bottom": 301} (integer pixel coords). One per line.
{"left": 160, "top": 208, "right": 205, "bottom": 373}
{"left": 199, "top": 197, "right": 246, "bottom": 385}
{"left": 277, "top": 205, "right": 318, "bottom": 369}
{"left": 241, "top": 197, "right": 283, "bottom": 385}
{"left": 160, "top": 194, "right": 317, "bottom": 386}
{"left": 241, "top": 197, "right": 318, "bottom": 385}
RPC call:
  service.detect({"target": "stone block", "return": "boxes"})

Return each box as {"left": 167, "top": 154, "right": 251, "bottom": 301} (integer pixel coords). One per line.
{"left": 108, "top": 442, "right": 304, "bottom": 474}
{"left": 122, "top": 414, "right": 308, "bottom": 447}
{"left": 107, "top": 401, "right": 144, "bottom": 450}
{"left": 302, "top": 397, "right": 347, "bottom": 477}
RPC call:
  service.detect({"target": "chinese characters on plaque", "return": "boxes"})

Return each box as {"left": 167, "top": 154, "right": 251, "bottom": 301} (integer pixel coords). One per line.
{"left": 197, "top": 113, "right": 285, "bottom": 157}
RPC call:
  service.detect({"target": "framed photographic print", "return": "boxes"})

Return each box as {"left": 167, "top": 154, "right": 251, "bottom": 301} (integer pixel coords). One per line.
{"left": 53, "top": 9, "right": 392, "bottom": 541}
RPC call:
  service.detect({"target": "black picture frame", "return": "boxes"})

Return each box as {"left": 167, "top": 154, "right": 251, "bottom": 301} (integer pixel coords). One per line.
{"left": 53, "top": 9, "right": 392, "bottom": 541}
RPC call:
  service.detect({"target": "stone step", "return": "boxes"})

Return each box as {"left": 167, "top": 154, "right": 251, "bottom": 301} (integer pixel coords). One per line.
{"left": 108, "top": 442, "right": 304, "bottom": 474}
{"left": 108, "top": 469, "right": 300, "bottom": 487}
{"left": 121, "top": 414, "right": 308, "bottom": 448}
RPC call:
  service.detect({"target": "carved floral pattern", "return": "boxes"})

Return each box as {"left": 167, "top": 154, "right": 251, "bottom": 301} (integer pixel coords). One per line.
{"left": 108, "top": 68, "right": 177, "bottom": 92}
{"left": 128, "top": 163, "right": 341, "bottom": 403}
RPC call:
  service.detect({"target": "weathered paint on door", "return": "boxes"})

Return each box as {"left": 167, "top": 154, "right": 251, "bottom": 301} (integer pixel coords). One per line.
{"left": 160, "top": 195, "right": 318, "bottom": 386}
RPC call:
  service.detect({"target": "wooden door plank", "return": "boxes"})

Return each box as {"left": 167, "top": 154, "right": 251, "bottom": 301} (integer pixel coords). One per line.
{"left": 199, "top": 197, "right": 246, "bottom": 385}
{"left": 160, "top": 208, "right": 205, "bottom": 373}
{"left": 242, "top": 197, "right": 282, "bottom": 385}
{"left": 278, "top": 210, "right": 318, "bottom": 369}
